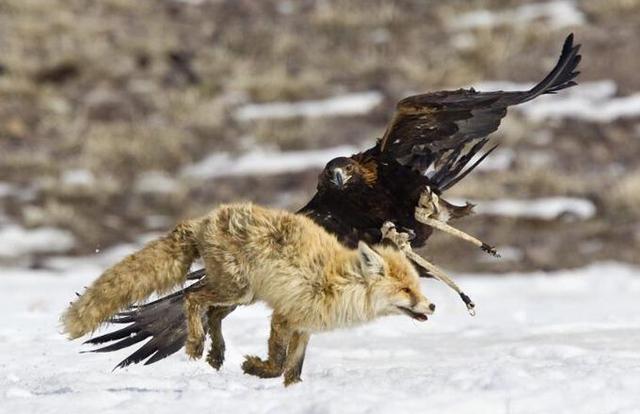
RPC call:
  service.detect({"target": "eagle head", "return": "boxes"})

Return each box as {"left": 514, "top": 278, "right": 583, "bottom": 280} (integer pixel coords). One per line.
{"left": 319, "top": 157, "right": 377, "bottom": 191}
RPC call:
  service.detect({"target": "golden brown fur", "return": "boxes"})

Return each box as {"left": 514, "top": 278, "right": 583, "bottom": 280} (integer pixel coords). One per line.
{"left": 61, "top": 223, "right": 199, "bottom": 339}
{"left": 62, "top": 203, "right": 434, "bottom": 386}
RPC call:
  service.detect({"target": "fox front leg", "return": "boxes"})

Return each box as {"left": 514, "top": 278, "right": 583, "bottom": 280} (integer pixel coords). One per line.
{"left": 206, "top": 305, "right": 236, "bottom": 370}
{"left": 242, "top": 313, "right": 291, "bottom": 378}
{"left": 283, "top": 331, "right": 310, "bottom": 387}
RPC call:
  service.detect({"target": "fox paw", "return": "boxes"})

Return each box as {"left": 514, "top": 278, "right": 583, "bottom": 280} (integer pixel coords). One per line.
{"left": 242, "top": 355, "right": 282, "bottom": 378}
{"left": 283, "top": 373, "right": 302, "bottom": 387}
{"left": 185, "top": 337, "right": 204, "bottom": 360}
{"left": 206, "top": 347, "right": 225, "bottom": 370}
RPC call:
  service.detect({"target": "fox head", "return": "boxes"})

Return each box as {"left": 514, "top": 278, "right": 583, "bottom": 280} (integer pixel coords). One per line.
{"left": 357, "top": 242, "right": 435, "bottom": 321}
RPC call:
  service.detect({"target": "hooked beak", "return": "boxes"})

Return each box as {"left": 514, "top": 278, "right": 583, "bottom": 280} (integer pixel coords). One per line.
{"left": 330, "top": 168, "right": 349, "bottom": 189}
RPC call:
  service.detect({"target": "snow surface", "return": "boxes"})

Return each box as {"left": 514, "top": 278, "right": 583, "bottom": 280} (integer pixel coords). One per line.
{"left": 450, "top": 0, "right": 585, "bottom": 30}
{"left": 472, "top": 197, "right": 596, "bottom": 220}
{"left": 1, "top": 258, "right": 640, "bottom": 413}
{"left": 61, "top": 169, "right": 96, "bottom": 188}
{"left": 134, "top": 171, "right": 182, "bottom": 195}
{"left": 446, "top": 197, "right": 596, "bottom": 220}
{"left": 181, "top": 145, "right": 359, "bottom": 180}
{"left": 0, "top": 225, "right": 76, "bottom": 258}
{"left": 470, "top": 147, "right": 514, "bottom": 172}
{"left": 234, "top": 91, "right": 383, "bottom": 121}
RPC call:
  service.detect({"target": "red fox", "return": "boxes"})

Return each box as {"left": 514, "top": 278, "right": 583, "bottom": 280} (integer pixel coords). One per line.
{"left": 62, "top": 203, "right": 435, "bottom": 386}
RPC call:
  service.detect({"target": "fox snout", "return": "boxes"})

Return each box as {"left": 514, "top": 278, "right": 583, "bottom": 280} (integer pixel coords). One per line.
{"left": 416, "top": 300, "right": 436, "bottom": 316}
{"left": 397, "top": 295, "right": 435, "bottom": 322}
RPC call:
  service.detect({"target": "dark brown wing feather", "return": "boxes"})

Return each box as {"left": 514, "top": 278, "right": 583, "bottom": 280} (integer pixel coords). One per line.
{"left": 380, "top": 33, "right": 581, "bottom": 172}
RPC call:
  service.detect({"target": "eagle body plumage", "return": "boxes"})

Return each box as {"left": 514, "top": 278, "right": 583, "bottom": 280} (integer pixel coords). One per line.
{"left": 301, "top": 147, "right": 434, "bottom": 248}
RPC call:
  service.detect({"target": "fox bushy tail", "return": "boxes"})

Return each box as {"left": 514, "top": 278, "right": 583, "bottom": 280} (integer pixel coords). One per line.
{"left": 61, "top": 220, "right": 201, "bottom": 339}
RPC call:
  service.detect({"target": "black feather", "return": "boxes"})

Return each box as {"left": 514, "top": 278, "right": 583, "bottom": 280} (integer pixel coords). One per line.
{"left": 88, "top": 331, "right": 150, "bottom": 353}
{"left": 521, "top": 34, "right": 581, "bottom": 101}
{"left": 84, "top": 324, "right": 140, "bottom": 345}
{"left": 440, "top": 144, "right": 499, "bottom": 192}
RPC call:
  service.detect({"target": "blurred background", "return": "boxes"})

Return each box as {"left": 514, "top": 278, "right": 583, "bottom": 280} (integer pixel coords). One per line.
{"left": 1, "top": 0, "right": 639, "bottom": 273}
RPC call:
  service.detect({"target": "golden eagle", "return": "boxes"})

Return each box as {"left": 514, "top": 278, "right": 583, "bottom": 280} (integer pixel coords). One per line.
{"left": 85, "top": 34, "right": 581, "bottom": 368}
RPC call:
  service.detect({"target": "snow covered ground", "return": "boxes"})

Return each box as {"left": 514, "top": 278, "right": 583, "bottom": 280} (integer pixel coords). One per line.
{"left": 181, "top": 145, "right": 360, "bottom": 180}
{"left": 234, "top": 91, "right": 383, "bottom": 121}
{"left": 449, "top": 0, "right": 585, "bottom": 31}
{"left": 460, "top": 197, "right": 597, "bottom": 220}
{"left": 2, "top": 257, "right": 640, "bottom": 413}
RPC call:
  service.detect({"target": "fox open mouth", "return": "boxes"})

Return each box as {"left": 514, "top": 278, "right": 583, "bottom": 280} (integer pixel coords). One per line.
{"left": 397, "top": 306, "right": 428, "bottom": 321}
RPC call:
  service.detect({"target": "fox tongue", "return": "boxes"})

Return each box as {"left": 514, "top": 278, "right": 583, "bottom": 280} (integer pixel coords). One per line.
{"left": 413, "top": 313, "right": 428, "bottom": 322}
{"left": 398, "top": 306, "right": 428, "bottom": 321}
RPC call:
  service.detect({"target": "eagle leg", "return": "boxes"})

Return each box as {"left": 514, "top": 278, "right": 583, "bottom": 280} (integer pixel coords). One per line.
{"left": 416, "top": 189, "right": 500, "bottom": 258}
{"left": 381, "top": 222, "right": 476, "bottom": 316}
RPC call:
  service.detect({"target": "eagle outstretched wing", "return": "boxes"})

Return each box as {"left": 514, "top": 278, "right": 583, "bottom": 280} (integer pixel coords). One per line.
{"left": 379, "top": 33, "right": 581, "bottom": 186}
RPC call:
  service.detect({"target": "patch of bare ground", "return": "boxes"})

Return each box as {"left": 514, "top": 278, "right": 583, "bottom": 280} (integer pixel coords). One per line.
{"left": 0, "top": 0, "right": 638, "bottom": 272}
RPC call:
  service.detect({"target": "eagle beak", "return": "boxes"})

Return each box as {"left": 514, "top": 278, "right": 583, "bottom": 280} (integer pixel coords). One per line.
{"left": 331, "top": 168, "right": 348, "bottom": 188}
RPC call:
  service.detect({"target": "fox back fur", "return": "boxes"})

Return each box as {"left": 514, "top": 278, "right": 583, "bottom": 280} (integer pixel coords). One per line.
{"left": 62, "top": 203, "right": 434, "bottom": 385}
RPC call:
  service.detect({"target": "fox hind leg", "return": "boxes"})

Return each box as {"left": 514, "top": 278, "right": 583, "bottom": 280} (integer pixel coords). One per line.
{"left": 205, "top": 305, "right": 236, "bottom": 370}
{"left": 242, "top": 313, "right": 291, "bottom": 378}
{"left": 184, "top": 282, "right": 248, "bottom": 360}
{"left": 283, "top": 331, "right": 310, "bottom": 387}
{"left": 184, "top": 289, "right": 207, "bottom": 359}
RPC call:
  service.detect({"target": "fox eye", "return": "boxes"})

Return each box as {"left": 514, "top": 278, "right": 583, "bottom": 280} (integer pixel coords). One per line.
{"left": 401, "top": 287, "right": 411, "bottom": 294}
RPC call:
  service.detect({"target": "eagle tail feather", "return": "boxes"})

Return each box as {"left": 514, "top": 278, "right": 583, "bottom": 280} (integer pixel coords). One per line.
{"left": 82, "top": 278, "right": 201, "bottom": 367}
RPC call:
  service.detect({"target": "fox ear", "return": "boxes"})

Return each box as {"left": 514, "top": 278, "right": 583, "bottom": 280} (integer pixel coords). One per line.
{"left": 357, "top": 241, "right": 384, "bottom": 277}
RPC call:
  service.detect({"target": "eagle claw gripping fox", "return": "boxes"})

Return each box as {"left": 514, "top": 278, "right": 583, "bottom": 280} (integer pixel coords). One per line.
{"left": 62, "top": 203, "right": 434, "bottom": 386}
{"left": 63, "top": 34, "right": 581, "bottom": 381}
